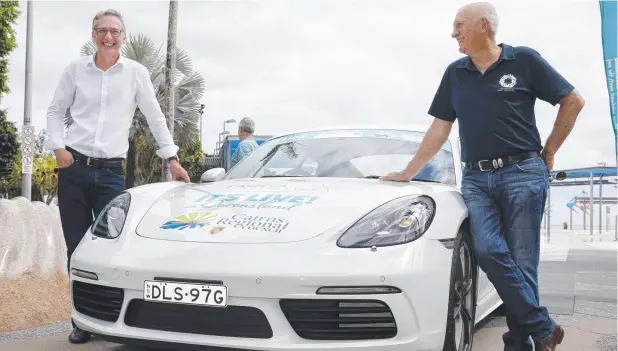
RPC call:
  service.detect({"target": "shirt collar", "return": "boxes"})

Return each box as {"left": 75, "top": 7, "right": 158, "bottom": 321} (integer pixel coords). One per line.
{"left": 456, "top": 43, "right": 515, "bottom": 70}
{"left": 85, "top": 53, "right": 126, "bottom": 70}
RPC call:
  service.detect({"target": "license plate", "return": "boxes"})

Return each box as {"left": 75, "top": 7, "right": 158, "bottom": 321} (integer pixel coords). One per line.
{"left": 143, "top": 280, "right": 227, "bottom": 307}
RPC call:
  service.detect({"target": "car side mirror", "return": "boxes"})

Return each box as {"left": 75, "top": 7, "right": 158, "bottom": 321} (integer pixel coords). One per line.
{"left": 201, "top": 168, "right": 226, "bottom": 183}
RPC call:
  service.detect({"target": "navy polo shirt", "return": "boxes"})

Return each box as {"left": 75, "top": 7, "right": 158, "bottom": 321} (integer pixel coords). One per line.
{"left": 428, "top": 43, "right": 574, "bottom": 163}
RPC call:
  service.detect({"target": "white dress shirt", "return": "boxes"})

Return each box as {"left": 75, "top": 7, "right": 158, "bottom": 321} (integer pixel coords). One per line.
{"left": 43, "top": 55, "right": 178, "bottom": 160}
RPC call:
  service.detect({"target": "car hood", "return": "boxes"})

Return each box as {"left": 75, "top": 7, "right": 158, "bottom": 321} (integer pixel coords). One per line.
{"left": 135, "top": 178, "right": 446, "bottom": 244}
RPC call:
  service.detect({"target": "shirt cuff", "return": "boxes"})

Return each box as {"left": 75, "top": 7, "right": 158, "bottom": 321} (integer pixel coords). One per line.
{"left": 156, "top": 145, "right": 180, "bottom": 160}
{"left": 43, "top": 138, "right": 65, "bottom": 151}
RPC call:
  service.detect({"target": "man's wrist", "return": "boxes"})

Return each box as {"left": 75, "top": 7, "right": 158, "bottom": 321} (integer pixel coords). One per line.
{"left": 167, "top": 155, "right": 179, "bottom": 165}
{"left": 403, "top": 163, "right": 418, "bottom": 178}
{"left": 541, "top": 147, "right": 556, "bottom": 156}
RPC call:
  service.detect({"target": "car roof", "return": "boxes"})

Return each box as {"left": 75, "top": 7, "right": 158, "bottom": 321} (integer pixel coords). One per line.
{"left": 268, "top": 123, "right": 460, "bottom": 143}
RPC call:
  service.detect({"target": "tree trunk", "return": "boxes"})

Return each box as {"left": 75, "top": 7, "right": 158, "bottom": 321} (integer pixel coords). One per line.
{"left": 162, "top": 0, "right": 178, "bottom": 182}
{"left": 125, "top": 138, "right": 136, "bottom": 188}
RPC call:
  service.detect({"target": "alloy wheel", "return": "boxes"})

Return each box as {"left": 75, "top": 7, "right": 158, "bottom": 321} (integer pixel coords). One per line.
{"left": 452, "top": 240, "right": 474, "bottom": 351}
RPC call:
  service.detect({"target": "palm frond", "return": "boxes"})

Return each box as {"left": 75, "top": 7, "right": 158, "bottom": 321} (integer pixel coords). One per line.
{"left": 174, "top": 48, "right": 193, "bottom": 76}
{"left": 176, "top": 70, "right": 206, "bottom": 102}
{"left": 80, "top": 40, "right": 97, "bottom": 56}
{"left": 64, "top": 110, "right": 73, "bottom": 128}
{"left": 121, "top": 33, "right": 158, "bottom": 71}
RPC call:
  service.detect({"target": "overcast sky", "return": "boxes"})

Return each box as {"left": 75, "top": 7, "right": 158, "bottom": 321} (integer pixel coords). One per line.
{"left": 1, "top": 0, "right": 616, "bottom": 228}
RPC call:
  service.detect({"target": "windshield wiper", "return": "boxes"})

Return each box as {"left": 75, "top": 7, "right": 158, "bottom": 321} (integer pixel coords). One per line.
{"left": 364, "top": 175, "right": 381, "bottom": 179}
{"left": 260, "top": 175, "right": 304, "bottom": 178}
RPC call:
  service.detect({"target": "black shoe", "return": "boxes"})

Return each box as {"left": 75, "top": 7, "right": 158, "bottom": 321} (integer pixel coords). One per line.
{"left": 68, "top": 327, "right": 91, "bottom": 344}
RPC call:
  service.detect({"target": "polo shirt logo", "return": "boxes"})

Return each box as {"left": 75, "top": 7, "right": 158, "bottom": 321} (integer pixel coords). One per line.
{"left": 498, "top": 74, "right": 517, "bottom": 91}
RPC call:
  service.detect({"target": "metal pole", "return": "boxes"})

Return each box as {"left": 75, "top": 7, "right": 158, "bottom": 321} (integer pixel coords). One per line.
{"left": 547, "top": 185, "right": 551, "bottom": 241}
{"left": 20, "top": 0, "right": 33, "bottom": 201}
{"left": 589, "top": 171, "right": 594, "bottom": 240}
{"left": 615, "top": 214, "right": 617, "bottom": 241}
{"left": 570, "top": 208, "right": 572, "bottom": 231}
{"left": 606, "top": 206, "right": 610, "bottom": 231}
{"left": 599, "top": 175, "right": 603, "bottom": 234}
{"left": 199, "top": 104, "right": 205, "bottom": 151}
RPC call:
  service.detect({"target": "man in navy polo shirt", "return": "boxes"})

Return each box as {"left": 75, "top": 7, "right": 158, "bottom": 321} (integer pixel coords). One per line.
{"left": 382, "top": 2, "right": 584, "bottom": 350}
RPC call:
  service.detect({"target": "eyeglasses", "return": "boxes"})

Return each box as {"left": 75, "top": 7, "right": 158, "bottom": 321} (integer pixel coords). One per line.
{"left": 94, "top": 28, "right": 123, "bottom": 37}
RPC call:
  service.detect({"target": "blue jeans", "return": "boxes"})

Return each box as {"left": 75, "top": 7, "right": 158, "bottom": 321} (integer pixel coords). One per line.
{"left": 461, "top": 156, "right": 554, "bottom": 350}
{"left": 57, "top": 159, "right": 125, "bottom": 330}
{"left": 57, "top": 161, "right": 125, "bottom": 271}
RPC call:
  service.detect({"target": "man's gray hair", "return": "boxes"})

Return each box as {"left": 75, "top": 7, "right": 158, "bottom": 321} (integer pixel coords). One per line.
{"left": 473, "top": 2, "right": 499, "bottom": 36}
{"left": 239, "top": 117, "right": 255, "bottom": 134}
{"left": 92, "top": 9, "right": 126, "bottom": 32}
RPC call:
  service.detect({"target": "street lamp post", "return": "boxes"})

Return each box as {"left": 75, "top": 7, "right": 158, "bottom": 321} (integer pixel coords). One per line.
{"left": 198, "top": 104, "right": 205, "bottom": 149}
{"left": 223, "top": 118, "right": 236, "bottom": 135}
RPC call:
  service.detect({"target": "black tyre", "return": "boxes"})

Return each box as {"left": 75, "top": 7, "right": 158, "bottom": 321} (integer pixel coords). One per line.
{"left": 442, "top": 229, "right": 477, "bottom": 351}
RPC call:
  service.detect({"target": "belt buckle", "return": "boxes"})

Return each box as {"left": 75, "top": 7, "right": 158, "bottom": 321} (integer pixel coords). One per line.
{"left": 86, "top": 157, "right": 96, "bottom": 167}
{"left": 477, "top": 160, "right": 492, "bottom": 171}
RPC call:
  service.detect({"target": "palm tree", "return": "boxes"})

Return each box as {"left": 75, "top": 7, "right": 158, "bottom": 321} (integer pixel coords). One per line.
{"left": 163, "top": 0, "right": 179, "bottom": 182}
{"left": 67, "top": 34, "right": 206, "bottom": 188}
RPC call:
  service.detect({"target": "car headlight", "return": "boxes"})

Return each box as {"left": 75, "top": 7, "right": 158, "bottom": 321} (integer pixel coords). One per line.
{"left": 337, "top": 195, "right": 435, "bottom": 248}
{"left": 91, "top": 192, "right": 131, "bottom": 239}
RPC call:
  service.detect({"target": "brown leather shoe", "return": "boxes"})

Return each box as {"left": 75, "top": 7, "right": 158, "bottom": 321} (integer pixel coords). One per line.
{"left": 536, "top": 324, "right": 564, "bottom": 351}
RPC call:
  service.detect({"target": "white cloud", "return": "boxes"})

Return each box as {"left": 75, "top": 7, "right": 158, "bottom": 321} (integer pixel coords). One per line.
{"left": 1, "top": 0, "right": 616, "bottom": 226}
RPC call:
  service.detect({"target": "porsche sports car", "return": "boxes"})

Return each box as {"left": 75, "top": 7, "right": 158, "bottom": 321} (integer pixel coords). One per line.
{"left": 69, "top": 125, "right": 503, "bottom": 351}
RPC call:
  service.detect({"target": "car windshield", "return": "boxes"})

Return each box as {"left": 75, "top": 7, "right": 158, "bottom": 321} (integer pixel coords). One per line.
{"left": 223, "top": 129, "right": 457, "bottom": 185}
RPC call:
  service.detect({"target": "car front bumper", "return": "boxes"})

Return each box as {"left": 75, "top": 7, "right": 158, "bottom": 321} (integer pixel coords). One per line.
{"left": 70, "top": 232, "right": 454, "bottom": 351}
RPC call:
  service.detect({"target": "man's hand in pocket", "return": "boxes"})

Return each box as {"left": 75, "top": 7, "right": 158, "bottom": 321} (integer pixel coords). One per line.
{"left": 54, "top": 149, "right": 74, "bottom": 169}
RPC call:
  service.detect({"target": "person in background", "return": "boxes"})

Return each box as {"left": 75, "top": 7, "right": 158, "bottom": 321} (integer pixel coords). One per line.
{"left": 381, "top": 2, "right": 584, "bottom": 351}
{"left": 44, "top": 9, "right": 190, "bottom": 344}
{"left": 230, "top": 117, "right": 259, "bottom": 168}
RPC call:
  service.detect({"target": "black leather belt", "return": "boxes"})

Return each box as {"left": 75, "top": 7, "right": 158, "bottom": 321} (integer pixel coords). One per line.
{"left": 464, "top": 151, "right": 541, "bottom": 172}
{"left": 67, "top": 147, "right": 124, "bottom": 168}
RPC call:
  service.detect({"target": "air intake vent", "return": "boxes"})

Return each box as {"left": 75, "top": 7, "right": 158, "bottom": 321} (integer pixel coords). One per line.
{"left": 124, "top": 300, "right": 273, "bottom": 339}
{"left": 72, "top": 280, "right": 124, "bottom": 322}
{"left": 279, "top": 299, "right": 397, "bottom": 340}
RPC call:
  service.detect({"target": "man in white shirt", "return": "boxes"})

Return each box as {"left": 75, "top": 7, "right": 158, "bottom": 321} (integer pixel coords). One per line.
{"left": 43, "top": 9, "right": 190, "bottom": 344}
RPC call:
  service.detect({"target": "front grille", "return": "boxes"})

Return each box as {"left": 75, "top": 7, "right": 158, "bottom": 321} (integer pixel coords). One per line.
{"left": 72, "top": 280, "right": 124, "bottom": 322}
{"left": 279, "top": 299, "right": 397, "bottom": 340}
{"left": 124, "top": 300, "right": 273, "bottom": 339}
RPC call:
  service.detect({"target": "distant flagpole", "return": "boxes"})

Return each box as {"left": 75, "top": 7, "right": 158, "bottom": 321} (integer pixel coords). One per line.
{"left": 599, "top": 0, "right": 617, "bottom": 166}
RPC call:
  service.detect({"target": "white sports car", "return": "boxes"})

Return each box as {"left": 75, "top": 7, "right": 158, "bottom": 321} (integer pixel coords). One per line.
{"left": 70, "top": 125, "right": 502, "bottom": 351}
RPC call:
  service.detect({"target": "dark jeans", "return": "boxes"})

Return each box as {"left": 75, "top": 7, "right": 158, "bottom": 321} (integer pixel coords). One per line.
{"left": 461, "top": 156, "right": 554, "bottom": 350}
{"left": 57, "top": 159, "right": 125, "bottom": 329}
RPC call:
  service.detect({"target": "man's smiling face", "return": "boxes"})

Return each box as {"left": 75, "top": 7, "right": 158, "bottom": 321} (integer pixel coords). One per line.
{"left": 451, "top": 9, "right": 477, "bottom": 55}
{"left": 92, "top": 15, "right": 125, "bottom": 56}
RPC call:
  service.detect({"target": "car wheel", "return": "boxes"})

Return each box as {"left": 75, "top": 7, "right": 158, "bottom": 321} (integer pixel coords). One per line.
{"left": 442, "top": 229, "right": 477, "bottom": 351}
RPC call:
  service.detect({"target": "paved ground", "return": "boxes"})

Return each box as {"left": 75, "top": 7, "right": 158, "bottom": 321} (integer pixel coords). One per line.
{"left": 473, "top": 247, "right": 617, "bottom": 351}
{"left": 1, "top": 233, "right": 616, "bottom": 351}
